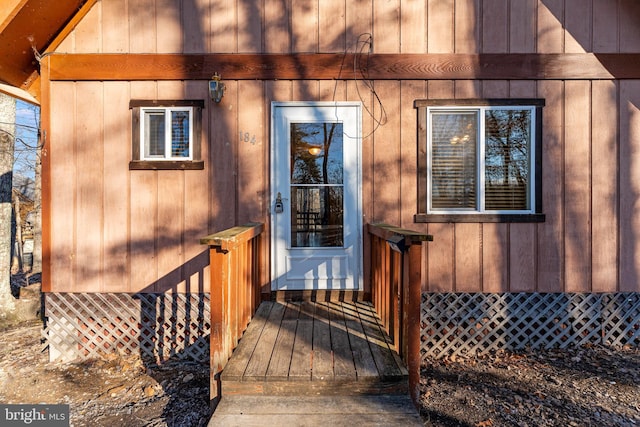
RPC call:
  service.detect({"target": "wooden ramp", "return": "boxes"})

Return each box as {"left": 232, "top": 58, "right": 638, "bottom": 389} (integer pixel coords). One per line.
{"left": 208, "top": 300, "right": 421, "bottom": 425}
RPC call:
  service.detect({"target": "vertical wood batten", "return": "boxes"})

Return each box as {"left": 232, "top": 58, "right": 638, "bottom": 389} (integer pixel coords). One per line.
{"left": 591, "top": 80, "right": 619, "bottom": 292}
{"left": 211, "top": 0, "right": 237, "bottom": 53}
{"left": 401, "top": 0, "right": 426, "bottom": 53}
{"left": 537, "top": 80, "right": 564, "bottom": 292}
{"left": 620, "top": 0, "right": 640, "bottom": 53}
{"left": 482, "top": 0, "right": 508, "bottom": 53}
{"left": 592, "top": 0, "right": 618, "bottom": 53}
{"left": 264, "top": 0, "right": 291, "bottom": 53}
{"left": 510, "top": 0, "right": 536, "bottom": 53}
{"left": 102, "top": 81, "right": 130, "bottom": 292}
{"left": 373, "top": 81, "right": 401, "bottom": 224}
{"left": 48, "top": 81, "right": 77, "bottom": 292}
{"left": 102, "top": 0, "right": 129, "bottom": 53}
{"left": 210, "top": 80, "right": 237, "bottom": 231}
{"left": 619, "top": 80, "right": 640, "bottom": 292}
{"left": 564, "top": 80, "right": 591, "bottom": 292}
{"left": 128, "top": 0, "right": 157, "bottom": 53}
{"left": 373, "top": 0, "right": 400, "bottom": 54}
{"left": 292, "top": 1, "right": 318, "bottom": 53}
{"left": 564, "top": 0, "right": 592, "bottom": 53}
{"left": 319, "top": 0, "right": 346, "bottom": 53}
{"left": 74, "top": 1, "right": 101, "bottom": 53}
{"left": 237, "top": 0, "right": 263, "bottom": 53}
{"left": 76, "top": 81, "right": 104, "bottom": 293}
{"left": 454, "top": 0, "right": 481, "bottom": 54}
{"left": 537, "top": 0, "right": 564, "bottom": 53}
{"left": 155, "top": 0, "right": 183, "bottom": 53}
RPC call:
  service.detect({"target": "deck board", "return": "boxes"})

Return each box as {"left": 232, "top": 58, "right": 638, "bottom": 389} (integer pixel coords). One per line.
{"left": 242, "top": 302, "right": 285, "bottom": 380}
{"left": 289, "top": 302, "right": 313, "bottom": 379}
{"left": 221, "top": 301, "right": 408, "bottom": 395}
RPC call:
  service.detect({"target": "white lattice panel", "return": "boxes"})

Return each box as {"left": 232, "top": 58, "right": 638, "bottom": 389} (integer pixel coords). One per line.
{"left": 421, "top": 293, "right": 640, "bottom": 359}
{"left": 43, "top": 293, "right": 210, "bottom": 363}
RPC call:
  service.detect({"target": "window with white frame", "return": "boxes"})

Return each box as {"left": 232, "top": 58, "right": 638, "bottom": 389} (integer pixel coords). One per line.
{"left": 130, "top": 100, "right": 204, "bottom": 170}
{"left": 415, "top": 99, "right": 545, "bottom": 223}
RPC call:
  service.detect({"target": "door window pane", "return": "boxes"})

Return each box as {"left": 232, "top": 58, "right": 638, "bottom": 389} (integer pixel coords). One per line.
{"left": 290, "top": 186, "right": 344, "bottom": 247}
{"left": 291, "top": 123, "right": 343, "bottom": 185}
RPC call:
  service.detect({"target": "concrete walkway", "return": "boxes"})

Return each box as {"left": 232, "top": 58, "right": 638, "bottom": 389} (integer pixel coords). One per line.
{"left": 208, "top": 395, "right": 423, "bottom": 426}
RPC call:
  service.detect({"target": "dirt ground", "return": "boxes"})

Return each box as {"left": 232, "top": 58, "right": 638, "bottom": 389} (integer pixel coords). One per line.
{"left": 419, "top": 346, "right": 640, "bottom": 427}
{"left": 0, "top": 321, "right": 210, "bottom": 427}
{"left": 1, "top": 316, "right": 639, "bottom": 426}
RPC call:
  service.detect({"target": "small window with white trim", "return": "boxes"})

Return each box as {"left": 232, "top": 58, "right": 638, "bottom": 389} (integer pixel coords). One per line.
{"left": 415, "top": 99, "right": 545, "bottom": 223}
{"left": 130, "top": 100, "right": 204, "bottom": 170}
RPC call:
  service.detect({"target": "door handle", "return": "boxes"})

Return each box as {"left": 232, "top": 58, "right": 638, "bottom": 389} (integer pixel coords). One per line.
{"left": 274, "top": 192, "right": 284, "bottom": 213}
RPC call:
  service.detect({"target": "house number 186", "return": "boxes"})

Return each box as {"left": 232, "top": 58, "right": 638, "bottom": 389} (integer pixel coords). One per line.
{"left": 239, "top": 131, "right": 257, "bottom": 145}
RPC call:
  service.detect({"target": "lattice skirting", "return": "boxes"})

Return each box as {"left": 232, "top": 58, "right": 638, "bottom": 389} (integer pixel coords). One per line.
{"left": 43, "top": 293, "right": 210, "bottom": 364}
{"left": 421, "top": 292, "right": 640, "bottom": 359}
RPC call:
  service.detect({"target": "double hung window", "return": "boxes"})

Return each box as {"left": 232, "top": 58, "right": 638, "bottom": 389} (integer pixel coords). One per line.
{"left": 415, "top": 99, "right": 545, "bottom": 222}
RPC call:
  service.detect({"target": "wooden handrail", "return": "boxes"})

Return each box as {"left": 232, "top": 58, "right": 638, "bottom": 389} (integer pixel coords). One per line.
{"left": 367, "top": 223, "right": 432, "bottom": 407}
{"left": 201, "top": 222, "right": 264, "bottom": 407}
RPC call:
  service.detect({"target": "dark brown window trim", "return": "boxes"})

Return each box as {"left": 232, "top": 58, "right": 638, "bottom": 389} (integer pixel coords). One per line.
{"left": 130, "top": 100, "right": 204, "bottom": 170}
{"left": 129, "top": 99, "right": 205, "bottom": 108}
{"left": 415, "top": 98, "right": 545, "bottom": 224}
{"left": 129, "top": 160, "right": 204, "bottom": 170}
{"left": 414, "top": 213, "right": 546, "bottom": 223}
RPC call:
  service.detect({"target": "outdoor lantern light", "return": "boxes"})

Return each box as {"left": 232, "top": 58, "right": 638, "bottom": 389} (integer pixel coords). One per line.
{"left": 209, "top": 73, "right": 226, "bottom": 103}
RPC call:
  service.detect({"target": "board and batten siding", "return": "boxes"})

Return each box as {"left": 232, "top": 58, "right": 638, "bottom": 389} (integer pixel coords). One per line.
{"left": 44, "top": 0, "right": 640, "bottom": 293}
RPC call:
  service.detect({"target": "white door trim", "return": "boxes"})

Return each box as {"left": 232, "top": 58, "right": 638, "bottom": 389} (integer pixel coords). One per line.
{"left": 270, "top": 101, "right": 363, "bottom": 291}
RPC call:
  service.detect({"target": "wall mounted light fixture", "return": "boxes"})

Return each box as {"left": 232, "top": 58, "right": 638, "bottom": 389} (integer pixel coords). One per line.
{"left": 209, "top": 73, "right": 226, "bottom": 103}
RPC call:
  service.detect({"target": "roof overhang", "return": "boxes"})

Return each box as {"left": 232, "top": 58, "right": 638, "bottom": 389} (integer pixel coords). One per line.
{"left": 0, "top": 0, "right": 90, "bottom": 104}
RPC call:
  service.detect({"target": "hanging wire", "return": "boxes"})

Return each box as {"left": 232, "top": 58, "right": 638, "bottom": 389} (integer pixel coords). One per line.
{"left": 331, "top": 33, "right": 388, "bottom": 140}
{"left": 353, "top": 33, "right": 387, "bottom": 138}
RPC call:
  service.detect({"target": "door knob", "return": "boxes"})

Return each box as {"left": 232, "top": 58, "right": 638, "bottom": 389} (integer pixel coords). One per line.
{"left": 274, "top": 192, "right": 284, "bottom": 213}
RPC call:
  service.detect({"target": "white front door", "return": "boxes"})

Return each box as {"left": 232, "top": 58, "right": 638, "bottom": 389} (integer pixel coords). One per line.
{"left": 271, "top": 102, "right": 362, "bottom": 291}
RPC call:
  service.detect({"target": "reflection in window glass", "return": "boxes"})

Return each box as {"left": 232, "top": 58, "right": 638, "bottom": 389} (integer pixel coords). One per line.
{"left": 291, "top": 186, "right": 343, "bottom": 247}
{"left": 171, "top": 111, "right": 190, "bottom": 157}
{"left": 485, "top": 109, "right": 530, "bottom": 210}
{"left": 291, "top": 123, "right": 343, "bottom": 185}
{"left": 289, "top": 122, "right": 344, "bottom": 247}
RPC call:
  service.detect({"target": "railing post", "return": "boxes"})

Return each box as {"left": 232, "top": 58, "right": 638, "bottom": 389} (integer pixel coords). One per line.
{"left": 366, "top": 223, "right": 432, "bottom": 408}
{"left": 404, "top": 241, "right": 423, "bottom": 406}
{"left": 201, "top": 222, "right": 264, "bottom": 409}
{"left": 208, "top": 245, "right": 228, "bottom": 408}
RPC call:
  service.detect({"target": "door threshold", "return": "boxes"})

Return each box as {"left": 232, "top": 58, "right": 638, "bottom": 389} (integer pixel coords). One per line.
{"left": 272, "top": 290, "right": 367, "bottom": 302}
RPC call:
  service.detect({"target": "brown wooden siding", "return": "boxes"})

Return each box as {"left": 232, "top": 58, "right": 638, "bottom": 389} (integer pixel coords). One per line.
{"left": 43, "top": 0, "right": 640, "bottom": 294}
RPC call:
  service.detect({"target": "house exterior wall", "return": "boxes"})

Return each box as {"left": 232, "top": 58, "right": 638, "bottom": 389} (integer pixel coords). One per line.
{"left": 44, "top": 0, "right": 640, "bottom": 294}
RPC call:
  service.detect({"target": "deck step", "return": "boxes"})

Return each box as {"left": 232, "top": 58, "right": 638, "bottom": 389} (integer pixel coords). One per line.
{"left": 208, "top": 395, "right": 422, "bottom": 427}
{"left": 220, "top": 300, "right": 409, "bottom": 397}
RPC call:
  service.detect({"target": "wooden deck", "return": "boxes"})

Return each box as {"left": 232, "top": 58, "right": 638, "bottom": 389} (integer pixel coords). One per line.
{"left": 220, "top": 300, "right": 409, "bottom": 396}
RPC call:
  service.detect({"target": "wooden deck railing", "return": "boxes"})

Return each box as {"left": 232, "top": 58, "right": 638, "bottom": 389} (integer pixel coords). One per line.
{"left": 367, "top": 223, "right": 432, "bottom": 404}
{"left": 200, "top": 222, "right": 264, "bottom": 406}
